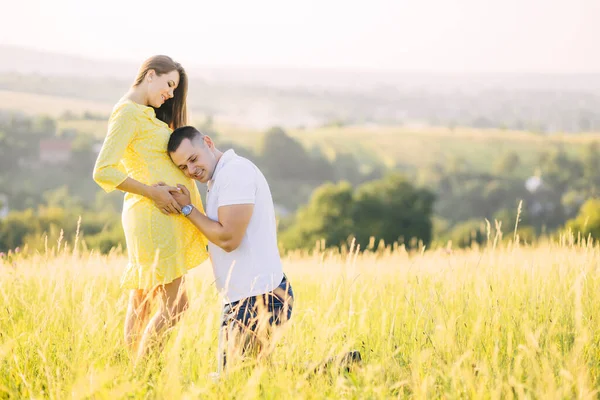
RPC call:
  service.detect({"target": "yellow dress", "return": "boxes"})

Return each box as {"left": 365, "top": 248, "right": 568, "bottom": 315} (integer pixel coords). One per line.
{"left": 93, "top": 99, "right": 209, "bottom": 290}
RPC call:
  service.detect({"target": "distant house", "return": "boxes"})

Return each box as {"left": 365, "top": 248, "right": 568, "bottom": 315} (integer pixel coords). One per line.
{"left": 40, "top": 139, "right": 72, "bottom": 164}
{"left": 525, "top": 176, "right": 543, "bottom": 193}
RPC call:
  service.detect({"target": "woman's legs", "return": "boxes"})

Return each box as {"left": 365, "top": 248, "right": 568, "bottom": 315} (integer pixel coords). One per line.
{"left": 135, "top": 276, "right": 188, "bottom": 362}
{"left": 124, "top": 289, "right": 152, "bottom": 354}
{"left": 172, "top": 284, "right": 189, "bottom": 323}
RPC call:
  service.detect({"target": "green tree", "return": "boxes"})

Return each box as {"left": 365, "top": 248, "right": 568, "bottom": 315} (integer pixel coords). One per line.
{"left": 493, "top": 151, "right": 520, "bottom": 175}
{"left": 352, "top": 173, "right": 435, "bottom": 249}
{"left": 32, "top": 115, "right": 56, "bottom": 135}
{"left": 538, "top": 149, "right": 584, "bottom": 195}
{"left": 280, "top": 173, "right": 435, "bottom": 252}
{"left": 332, "top": 152, "right": 363, "bottom": 184}
{"left": 259, "top": 127, "right": 313, "bottom": 181}
{"left": 566, "top": 198, "right": 600, "bottom": 239}
{"left": 582, "top": 142, "right": 600, "bottom": 195}
{"left": 279, "top": 182, "right": 354, "bottom": 250}
{"left": 0, "top": 209, "right": 36, "bottom": 251}
{"left": 446, "top": 219, "right": 487, "bottom": 248}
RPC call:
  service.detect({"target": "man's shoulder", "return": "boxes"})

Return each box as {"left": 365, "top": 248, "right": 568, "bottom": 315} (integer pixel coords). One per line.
{"left": 220, "top": 153, "right": 258, "bottom": 176}
{"left": 212, "top": 154, "right": 259, "bottom": 191}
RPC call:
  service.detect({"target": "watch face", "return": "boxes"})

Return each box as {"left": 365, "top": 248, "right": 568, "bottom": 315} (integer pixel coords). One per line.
{"left": 182, "top": 205, "right": 192, "bottom": 216}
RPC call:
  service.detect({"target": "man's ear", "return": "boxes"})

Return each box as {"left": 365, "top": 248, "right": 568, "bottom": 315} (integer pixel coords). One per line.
{"left": 204, "top": 135, "right": 215, "bottom": 149}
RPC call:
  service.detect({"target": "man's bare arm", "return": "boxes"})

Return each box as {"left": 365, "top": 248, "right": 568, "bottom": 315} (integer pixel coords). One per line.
{"left": 170, "top": 184, "right": 253, "bottom": 252}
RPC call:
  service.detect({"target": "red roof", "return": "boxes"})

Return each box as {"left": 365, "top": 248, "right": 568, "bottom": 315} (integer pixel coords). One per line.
{"left": 40, "top": 139, "right": 72, "bottom": 152}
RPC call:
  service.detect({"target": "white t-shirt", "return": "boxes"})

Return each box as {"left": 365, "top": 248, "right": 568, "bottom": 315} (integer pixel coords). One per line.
{"left": 205, "top": 149, "right": 284, "bottom": 303}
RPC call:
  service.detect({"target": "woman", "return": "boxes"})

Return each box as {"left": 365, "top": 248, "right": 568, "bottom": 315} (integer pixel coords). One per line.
{"left": 93, "top": 55, "right": 209, "bottom": 361}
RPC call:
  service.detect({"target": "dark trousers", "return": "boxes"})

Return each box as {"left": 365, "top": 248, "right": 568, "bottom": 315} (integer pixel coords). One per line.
{"left": 218, "top": 275, "right": 294, "bottom": 370}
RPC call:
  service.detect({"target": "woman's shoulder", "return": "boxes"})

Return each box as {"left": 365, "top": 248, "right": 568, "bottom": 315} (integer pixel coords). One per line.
{"left": 112, "top": 98, "right": 146, "bottom": 115}
{"left": 108, "top": 99, "right": 142, "bottom": 121}
{"left": 111, "top": 98, "right": 164, "bottom": 127}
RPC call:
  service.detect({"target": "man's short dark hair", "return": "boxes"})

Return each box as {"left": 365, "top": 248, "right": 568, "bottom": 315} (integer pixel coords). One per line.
{"left": 168, "top": 125, "right": 205, "bottom": 153}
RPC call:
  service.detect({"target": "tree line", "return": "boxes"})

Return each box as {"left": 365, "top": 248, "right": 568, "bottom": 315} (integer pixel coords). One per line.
{"left": 1, "top": 111, "right": 600, "bottom": 255}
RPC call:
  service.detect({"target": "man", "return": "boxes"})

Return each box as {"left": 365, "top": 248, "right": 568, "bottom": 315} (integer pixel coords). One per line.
{"left": 165, "top": 126, "right": 293, "bottom": 371}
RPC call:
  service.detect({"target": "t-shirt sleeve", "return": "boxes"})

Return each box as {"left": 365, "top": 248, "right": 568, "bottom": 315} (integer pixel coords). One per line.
{"left": 217, "top": 162, "right": 257, "bottom": 207}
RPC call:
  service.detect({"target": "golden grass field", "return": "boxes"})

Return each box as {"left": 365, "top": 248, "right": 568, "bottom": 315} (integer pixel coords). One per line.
{"left": 1, "top": 231, "right": 599, "bottom": 399}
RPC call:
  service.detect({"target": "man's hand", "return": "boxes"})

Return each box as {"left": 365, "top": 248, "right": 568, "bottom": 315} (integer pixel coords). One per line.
{"left": 147, "top": 182, "right": 182, "bottom": 214}
{"left": 169, "top": 184, "right": 192, "bottom": 207}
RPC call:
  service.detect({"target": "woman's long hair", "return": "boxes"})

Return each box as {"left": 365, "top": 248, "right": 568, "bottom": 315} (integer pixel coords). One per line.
{"left": 132, "top": 55, "right": 188, "bottom": 129}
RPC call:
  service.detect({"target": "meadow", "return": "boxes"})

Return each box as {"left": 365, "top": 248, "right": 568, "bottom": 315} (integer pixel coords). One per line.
{"left": 52, "top": 117, "right": 600, "bottom": 177}
{"left": 1, "top": 230, "right": 600, "bottom": 399}
{"left": 2, "top": 88, "right": 599, "bottom": 176}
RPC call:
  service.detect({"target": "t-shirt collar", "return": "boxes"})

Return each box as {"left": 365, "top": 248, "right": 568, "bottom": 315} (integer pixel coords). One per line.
{"left": 208, "top": 149, "right": 236, "bottom": 189}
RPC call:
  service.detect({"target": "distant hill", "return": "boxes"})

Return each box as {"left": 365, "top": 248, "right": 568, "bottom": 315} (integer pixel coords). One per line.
{"left": 4, "top": 44, "right": 600, "bottom": 92}
{"left": 1, "top": 45, "right": 600, "bottom": 131}
{"left": 0, "top": 45, "right": 137, "bottom": 78}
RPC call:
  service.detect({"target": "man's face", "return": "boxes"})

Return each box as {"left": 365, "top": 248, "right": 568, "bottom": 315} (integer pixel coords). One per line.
{"left": 170, "top": 137, "right": 218, "bottom": 183}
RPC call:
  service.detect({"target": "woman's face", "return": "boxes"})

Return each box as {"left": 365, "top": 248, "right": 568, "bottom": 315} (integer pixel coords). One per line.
{"left": 147, "top": 69, "right": 180, "bottom": 108}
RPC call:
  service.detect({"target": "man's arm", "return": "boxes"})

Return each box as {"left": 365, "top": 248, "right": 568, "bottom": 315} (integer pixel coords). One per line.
{"left": 171, "top": 184, "right": 253, "bottom": 252}
{"left": 187, "top": 204, "right": 253, "bottom": 252}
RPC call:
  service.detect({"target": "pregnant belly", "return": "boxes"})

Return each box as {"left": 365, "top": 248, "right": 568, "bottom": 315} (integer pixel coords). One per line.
{"left": 148, "top": 158, "right": 194, "bottom": 187}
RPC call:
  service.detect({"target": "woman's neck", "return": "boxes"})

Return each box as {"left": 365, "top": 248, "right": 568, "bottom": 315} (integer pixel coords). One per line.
{"left": 124, "top": 86, "right": 148, "bottom": 106}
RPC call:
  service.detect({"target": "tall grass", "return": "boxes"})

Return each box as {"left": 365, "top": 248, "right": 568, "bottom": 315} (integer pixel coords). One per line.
{"left": 1, "top": 232, "right": 599, "bottom": 398}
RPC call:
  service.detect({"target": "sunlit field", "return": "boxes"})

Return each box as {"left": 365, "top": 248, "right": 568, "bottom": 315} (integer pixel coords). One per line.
{"left": 1, "top": 232, "right": 600, "bottom": 399}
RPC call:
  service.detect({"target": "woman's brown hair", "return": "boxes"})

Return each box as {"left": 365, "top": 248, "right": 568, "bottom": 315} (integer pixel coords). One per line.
{"left": 132, "top": 55, "right": 188, "bottom": 129}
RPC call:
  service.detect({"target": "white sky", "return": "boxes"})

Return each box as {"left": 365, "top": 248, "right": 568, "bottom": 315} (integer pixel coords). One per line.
{"left": 1, "top": 0, "right": 598, "bottom": 72}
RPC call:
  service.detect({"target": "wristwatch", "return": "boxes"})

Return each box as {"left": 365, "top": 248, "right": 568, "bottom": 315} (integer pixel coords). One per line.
{"left": 181, "top": 204, "right": 194, "bottom": 217}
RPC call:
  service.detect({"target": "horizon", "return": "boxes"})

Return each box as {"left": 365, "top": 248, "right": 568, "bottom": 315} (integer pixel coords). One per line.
{"left": 4, "top": 43, "right": 600, "bottom": 77}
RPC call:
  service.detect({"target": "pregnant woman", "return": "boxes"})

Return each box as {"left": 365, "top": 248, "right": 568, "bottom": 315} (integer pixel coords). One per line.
{"left": 93, "top": 55, "right": 209, "bottom": 362}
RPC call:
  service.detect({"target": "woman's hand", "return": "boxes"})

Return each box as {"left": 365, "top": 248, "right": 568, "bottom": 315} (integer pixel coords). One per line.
{"left": 147, "top": 183, "right": 182, "bottom": 215}
{"left": 171, "top": 184, "right": 192, "bottom": 207}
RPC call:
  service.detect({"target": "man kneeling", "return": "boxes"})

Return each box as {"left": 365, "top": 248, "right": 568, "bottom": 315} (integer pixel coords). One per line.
{"left": 166, "top": 126, "right": 293, "bottom": 371}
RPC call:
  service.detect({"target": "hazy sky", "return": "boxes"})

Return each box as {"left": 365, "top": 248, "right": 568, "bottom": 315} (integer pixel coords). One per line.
{"left": 1, "top": 0, "right": 598, "bottom": 72}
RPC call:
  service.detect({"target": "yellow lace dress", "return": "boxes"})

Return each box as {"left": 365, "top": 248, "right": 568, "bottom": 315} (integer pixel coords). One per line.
{"left": 93, "top": 99, "right": 209, "bottom": 289}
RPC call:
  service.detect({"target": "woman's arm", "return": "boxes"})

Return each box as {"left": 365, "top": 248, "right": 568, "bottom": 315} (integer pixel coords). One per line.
{"left": 93, "top": 102, "right": 181, "bottom": 214}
